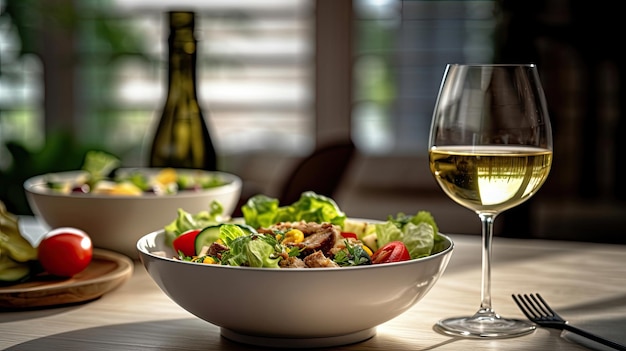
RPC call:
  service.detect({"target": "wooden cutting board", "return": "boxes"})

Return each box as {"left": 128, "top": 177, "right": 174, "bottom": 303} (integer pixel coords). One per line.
{"left": 0, "top": 249, "right": 133, "bottom": 309}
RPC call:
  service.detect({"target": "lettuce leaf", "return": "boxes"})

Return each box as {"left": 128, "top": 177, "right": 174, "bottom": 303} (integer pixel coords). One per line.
{"left": 81, "top": 150, "right": 120, "bottom": 186}
{"left": 218, "top": 224, "right": 250, "bottom": 246}
{"left": 401, "top": 222, "right": 435, "bottom": 259}
{"left": 221, "top": 233, "right": 281, "bottom": 268}
{"left": 240, "top": 194, "right": 281, "bottom": 229}
{"left": 375, "top": 211, "right": 441, "bottom": 259}
{"left": 242, "top": 191, "right": 346, "bottom": 229}
{"left": 163, "top": 200, "right": 225, "bottom": 246}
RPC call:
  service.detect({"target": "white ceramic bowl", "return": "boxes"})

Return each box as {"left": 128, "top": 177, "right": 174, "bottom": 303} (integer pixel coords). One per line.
{"left": 136, "top": 226, "right": 454, "bottom": 348}
{"left": 24, "top": 168, "right": 242, "bottom": 258}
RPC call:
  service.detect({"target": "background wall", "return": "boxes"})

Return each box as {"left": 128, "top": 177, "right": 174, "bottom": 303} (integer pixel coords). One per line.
{"left": 2, "top": 0, "right": 625, "bottom": 244}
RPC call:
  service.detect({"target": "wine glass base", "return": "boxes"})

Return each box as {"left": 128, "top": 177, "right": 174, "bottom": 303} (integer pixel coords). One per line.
{"left": 435, "top": 314, "right": 536, "bottom": 338}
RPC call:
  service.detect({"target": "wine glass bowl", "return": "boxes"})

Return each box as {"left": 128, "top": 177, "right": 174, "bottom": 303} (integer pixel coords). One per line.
{"left": 428, "top": 64, "right": 553, "bottom": 338}
{"left": 430, "top": 145, "right": 552, "bottom": 214}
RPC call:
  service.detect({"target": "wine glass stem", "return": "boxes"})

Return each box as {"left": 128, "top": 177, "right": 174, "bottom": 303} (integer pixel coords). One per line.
{"left": 478, "top": 212, "right": 497, "bottom": 315}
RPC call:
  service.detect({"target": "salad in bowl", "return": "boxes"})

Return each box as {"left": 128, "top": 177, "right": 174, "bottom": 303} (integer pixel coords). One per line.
{"left": 24, "top": 151, "right": 241, "bottom": 258}
{"left": 161, "top": 191, "right": 446, "bottom": 269}
{"left": 136, "top": 192, "right": 453, "bottom": 347}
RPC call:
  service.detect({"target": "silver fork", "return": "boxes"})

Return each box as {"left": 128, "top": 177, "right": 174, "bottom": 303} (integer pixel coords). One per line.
{"left": 512, "top": 293, "right": 626, "bottom": 351}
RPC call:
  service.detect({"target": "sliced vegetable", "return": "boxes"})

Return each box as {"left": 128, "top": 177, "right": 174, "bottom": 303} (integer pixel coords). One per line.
{"left": 361, "top": 233, "right": 378, "bottom": 252}
{"left": 360, "top": 244, "right": 373, "bottom": 256}
{"left": 172, "top": 229, "right": 202, "bottom": 257}
{"left": 340, "top": 232, "right": 357, "bottom": 240}
{"left": 370, "top": 241, "right": 411, "bottom": 264}
{"left": 342, "top": 218, "right": 376, "bottom": 240}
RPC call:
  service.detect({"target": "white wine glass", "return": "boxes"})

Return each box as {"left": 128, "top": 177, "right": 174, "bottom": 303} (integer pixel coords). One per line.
{"left": 428, "top": 64, "right": 553, "bottom": 338}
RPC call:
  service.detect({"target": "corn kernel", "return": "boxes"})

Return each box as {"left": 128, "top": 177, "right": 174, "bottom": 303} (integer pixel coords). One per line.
{"left": 283, "top": 229, "right": 304, "bottom": 244}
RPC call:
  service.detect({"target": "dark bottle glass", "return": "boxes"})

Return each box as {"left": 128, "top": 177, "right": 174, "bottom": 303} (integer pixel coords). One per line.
{"left": 148, "top": 11, "right": 218, "bottom": 170}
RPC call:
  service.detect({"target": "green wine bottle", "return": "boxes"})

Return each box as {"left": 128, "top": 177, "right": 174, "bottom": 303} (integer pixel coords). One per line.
{"left": 148, "top": 11, "right": 218, "bottom": 170}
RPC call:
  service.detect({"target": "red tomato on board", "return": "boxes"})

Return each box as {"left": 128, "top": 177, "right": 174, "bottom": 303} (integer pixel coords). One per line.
{"left": 370, "top": 241, "right": 411, "bottom": 264}
{"left": 38, "top": 227, "right": 93, "bottom": 277}
{"left": 172, "top": 229, "right": 202, "bottom": 257}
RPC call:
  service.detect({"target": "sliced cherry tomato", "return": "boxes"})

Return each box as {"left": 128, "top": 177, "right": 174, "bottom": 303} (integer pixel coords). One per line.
{"left": 38, "top": 227, "right": 93, "bottom": 277}
{"left": 370, "top": 241, "right": 411, "bottom": 264}
{"left": 341, "top": 232, "right": 358, "bottom": 240}
{"left": 172, "top": 229, "right": 202, "bottom": 257}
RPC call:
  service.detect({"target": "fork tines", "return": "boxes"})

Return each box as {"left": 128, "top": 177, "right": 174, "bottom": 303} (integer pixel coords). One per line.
{"left": 512, "top": 293, "right": 558, "bottom": 320}
{"left": 513, "top": 293, "right": 626, "bottom": 350}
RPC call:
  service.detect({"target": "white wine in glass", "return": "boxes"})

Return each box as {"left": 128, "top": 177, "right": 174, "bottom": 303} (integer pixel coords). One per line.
{"left": 428, "top": 64, "right": 553, "bottom": 338}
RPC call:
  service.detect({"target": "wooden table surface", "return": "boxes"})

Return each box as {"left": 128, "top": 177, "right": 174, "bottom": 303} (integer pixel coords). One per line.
{"left": 1, "top": 233, "right": 625, "bottom": 350}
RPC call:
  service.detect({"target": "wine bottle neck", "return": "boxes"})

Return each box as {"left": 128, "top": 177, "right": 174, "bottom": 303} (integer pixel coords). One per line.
{"left": 166, "top": 11, "right": 199, "bottom": 98}
{"left": 167, "top": 40, "right": 198, "bottom": 96}
{"left": 148, "top": 11, "right": 218, "bottom": 171}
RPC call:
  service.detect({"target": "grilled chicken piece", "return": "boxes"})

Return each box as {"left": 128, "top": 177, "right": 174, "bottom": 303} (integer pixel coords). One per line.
{"left": 299, "top": 230, "right": 336, "bottom": 257}
{"left": 260, "top": 221, "right": 347, "bottom": 268}
{"left": 278, "top": 255, "right": 306, "bottom": 268}
{"left": 261, "top": 221, "right": 344, "bottom": 256}
{"left": 303, "top": 250, "right": 340, "bottom": 268}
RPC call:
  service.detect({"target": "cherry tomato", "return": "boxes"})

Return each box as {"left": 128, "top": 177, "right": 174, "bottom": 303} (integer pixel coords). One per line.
{"left": 172, "top": 229, "right": 202, "bottom": 257}
{"left": 370, "top": 241, "right": 411, "bottom": 264}
{"left": 340, "top": 232, "right": 358, "bottom": 240}
{"left": 38, "top": 227, "right": 93, "bottom": 277}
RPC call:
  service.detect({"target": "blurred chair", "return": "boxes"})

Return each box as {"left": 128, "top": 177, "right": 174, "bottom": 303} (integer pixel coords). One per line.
{"left": 230, "top": 139, "right": 356, "bottom": 217}
{"left": 278, "top": 139, "right": 356, "bottom": 205}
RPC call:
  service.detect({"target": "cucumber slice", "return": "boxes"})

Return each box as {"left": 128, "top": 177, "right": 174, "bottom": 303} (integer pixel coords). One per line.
{"left": 194, "top": 223, "right": 255, "bottom": 255}
{"left": 194, "top": 225, "right": 222, "bottom": 255}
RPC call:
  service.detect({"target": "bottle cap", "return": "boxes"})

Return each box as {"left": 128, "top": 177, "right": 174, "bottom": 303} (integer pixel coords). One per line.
{"left": 169, "top": 11, "right": 195, "bottom": 31}
{"left": 168, "top": 11, "right": 196, "bottom": 43}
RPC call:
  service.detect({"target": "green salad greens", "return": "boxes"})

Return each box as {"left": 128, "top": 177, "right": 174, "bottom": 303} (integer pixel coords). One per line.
{"left": 163, "top": 201, "right": 225, "bottom": 247}
{"left": 375, "top": 211, "right": 446, "bottom": 259}
{"left": 81, "top": 150, "right": 121, "bottom": 188}
{"left": 241, "top": 191, "right": 346, "bottom": 229}
{"left": 162, "top": 191, "right": 445, "bottom": 268}
{"left": 219, "top": 226, "right": 282, "bottom": 268}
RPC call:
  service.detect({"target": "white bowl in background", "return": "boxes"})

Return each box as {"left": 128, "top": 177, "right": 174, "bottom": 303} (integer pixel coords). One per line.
{"left": 24, "top": 168, "right": 242, "bottom": 258}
